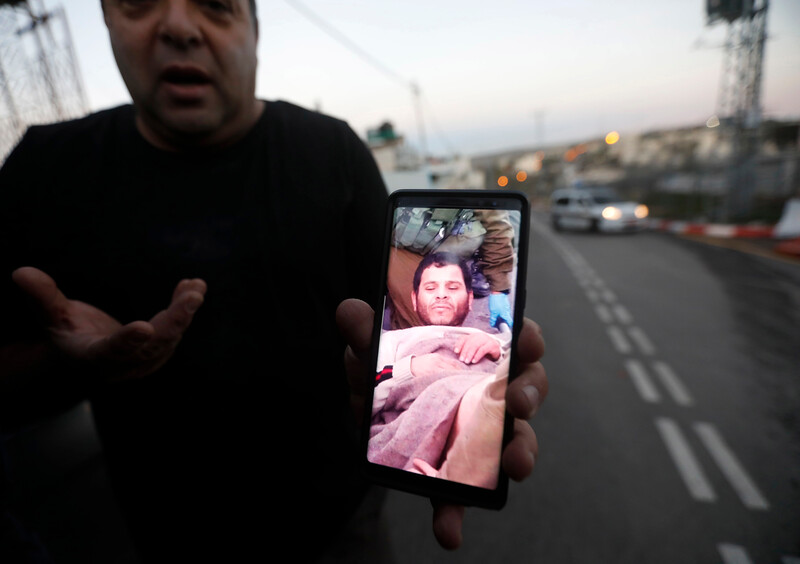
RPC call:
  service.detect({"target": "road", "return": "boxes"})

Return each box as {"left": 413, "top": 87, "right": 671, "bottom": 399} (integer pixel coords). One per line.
{"left": 3, "top": 213, "right": 799, "bottom": 563}
{"left": 381, "top": 213, "right": 800, "bottom": 563}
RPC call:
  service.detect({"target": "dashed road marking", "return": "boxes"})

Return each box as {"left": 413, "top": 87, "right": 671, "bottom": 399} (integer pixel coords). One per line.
{"left": 628, "top": 326, "right": 656, "bottom": 355}
{"left": 652, "top": 361, "right": 694, "bottom": 407}
{"left": 718, "top": 544, "right": 800, "bottom": 564}
{"left": 612, "top": 303, "right": 633, "bottom": 324}
{"left": 601, "top": 288, "right": 617, "bottom": 303}
{"left": 694, "top": 423, "right": 770, "bottom": 511}
{"left": 718, "top": 544, "right": 754, "bottom": 564}
{"left": 625, "top": 359, "right": 661, "bottom": 403}
{"left": 655, "top": 418, "right": 716, "bottom": 502}
{"left": 607, "top": 325, "right": 633, "bottom": 355}
{"left": 595, "top": 303, "right": 613, "bottom": 324}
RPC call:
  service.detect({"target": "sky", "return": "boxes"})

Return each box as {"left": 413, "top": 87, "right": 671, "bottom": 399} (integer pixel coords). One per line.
{"left": 52, "top": 0, "right": 800, "bottom": 157}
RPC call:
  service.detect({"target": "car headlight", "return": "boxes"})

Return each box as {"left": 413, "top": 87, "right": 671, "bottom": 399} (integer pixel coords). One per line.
{"left": 635, "top": 205, "right": 649, "bottom": 219}
{"left": 602, "top": 206, "right": 622, "bottom": 220}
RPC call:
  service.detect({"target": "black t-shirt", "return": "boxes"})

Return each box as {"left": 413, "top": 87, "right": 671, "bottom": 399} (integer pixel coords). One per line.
{"left": 0, "top": 102, "right": 388, "bottom": 560}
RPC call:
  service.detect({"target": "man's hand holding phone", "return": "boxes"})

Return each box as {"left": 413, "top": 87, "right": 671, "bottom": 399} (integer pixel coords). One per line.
{"left": 336, "top": 298, "right": 547, "bottom": 549}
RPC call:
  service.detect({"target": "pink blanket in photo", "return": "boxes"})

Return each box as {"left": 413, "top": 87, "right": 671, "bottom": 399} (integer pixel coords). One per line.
{"left": 367, "top": 333, "right": 496, "bottom": 472}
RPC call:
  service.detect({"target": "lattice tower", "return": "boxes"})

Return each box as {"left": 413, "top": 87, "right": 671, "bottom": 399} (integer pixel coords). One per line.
{"left": 707, "top": 0, "right": 769, "bottom": 220}
{"left": 0, "top": 0, "right": 87, "bottom": 162}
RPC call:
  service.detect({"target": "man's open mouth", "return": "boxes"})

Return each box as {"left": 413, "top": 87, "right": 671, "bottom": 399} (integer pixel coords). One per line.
{"left": 161, "top": 66, "right": 212, "bottom": 86}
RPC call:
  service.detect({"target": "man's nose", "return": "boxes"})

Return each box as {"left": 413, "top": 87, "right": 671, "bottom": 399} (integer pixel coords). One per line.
{"left": 158, "top": 0, "right": 202, "bottom": 49}
{"left": 434, "top": 287, "right": 450, "bottom": 300}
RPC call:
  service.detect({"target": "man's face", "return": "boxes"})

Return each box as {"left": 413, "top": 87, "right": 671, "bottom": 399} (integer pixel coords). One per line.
{"left": 412, "top": 264, "right": 473, "bottom": 327}
{"left": 103, "top": 0, "right": 261, "bottom": 150}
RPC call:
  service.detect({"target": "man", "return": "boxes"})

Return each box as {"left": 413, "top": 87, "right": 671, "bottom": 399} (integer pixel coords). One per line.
{"left": 0, "top": 0, "right": 547, "bottom": 560}
{"left": 388, "top": 207, "right": 517, "bottom": 331}
{"left": 369, "top": 252, "right": 511, "bottom": 488}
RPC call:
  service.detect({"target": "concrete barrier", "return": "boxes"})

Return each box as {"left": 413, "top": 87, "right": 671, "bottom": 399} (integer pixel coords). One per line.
{"left": 774, "top": 198, "right": 800, "bottom": 239}
{"left": 648, "top": 219, "right": 774, "bottom": 238}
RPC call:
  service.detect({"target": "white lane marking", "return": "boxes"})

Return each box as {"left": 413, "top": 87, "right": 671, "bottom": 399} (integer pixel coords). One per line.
{"left": 612, "top": 303, "right": 633, "bottom": 324}
{"left": 625, "top": 359, "right": 661, "bottom": 403}
{"left": 694, "top": 423, "right": 770, "bottom": 510}
{"left": 652, "top": 361, "right": 694, "bottom": 407}
{"left": 628, "top": 326, "right": 656, "bottom": 355}
{"left": 718, "top": 544, "right": 754, "bottom": 564}
{"left": 655, "top": 418, "right": 716, "bottom": 502}
{"left": 607, "top": 325, "right": 633, "bottom": 354}
{"left": 601, "top": 288, "right": 617, "bottom": 303}
{"left": 718, "top": 546, "right": 800, "bottom": 564}
{"left": 595, "top": 303, "right": 613, "bottom": 324}
{"left": 585, "top": 289, "right": 599, "bottom": 303}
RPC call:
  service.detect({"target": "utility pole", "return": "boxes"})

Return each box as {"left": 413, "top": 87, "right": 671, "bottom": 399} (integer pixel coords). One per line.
{"left": 707, "top": 0, "right": 769, "bottom": 221}
{"left": 410, "top": 81, "right": 428, "bottom": 164}
{"left": 0, "top": 0, "right": 87, "bottom": 162}
{"left": 533, "top": 109, "right": 546, "bottom": 147}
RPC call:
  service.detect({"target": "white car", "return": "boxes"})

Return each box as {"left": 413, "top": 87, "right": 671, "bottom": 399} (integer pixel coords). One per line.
{"left": 550, "top": 186, "right": 649, "bottom": 233}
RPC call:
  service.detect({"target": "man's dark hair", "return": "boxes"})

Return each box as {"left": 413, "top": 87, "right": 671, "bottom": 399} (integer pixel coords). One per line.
{"left": 412, "top": 252, "right": 472, "bottom": 295}
{"left": 247, "top": 0, "right": 258, "bottom": 27}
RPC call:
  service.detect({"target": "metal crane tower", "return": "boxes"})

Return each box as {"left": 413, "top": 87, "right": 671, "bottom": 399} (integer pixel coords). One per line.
{"left": 706, "top": 0, "right": 769, "bottom": 220}
{"left": 0, "top": 0, "right": 87, "bottom": 162}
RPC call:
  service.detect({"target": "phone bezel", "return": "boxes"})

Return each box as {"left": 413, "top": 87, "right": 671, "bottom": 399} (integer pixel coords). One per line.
{"left": 362, "top": 189, "right": 530, "bottom": 509}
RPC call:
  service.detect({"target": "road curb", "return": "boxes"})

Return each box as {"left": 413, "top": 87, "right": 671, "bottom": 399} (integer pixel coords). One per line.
{"left": 774, "top": 238, "right": 800, "bottom": 258}
{"left": 648, "top": 219, "right": 775, "bottom": 239}
{"left": 648, "top": 219, "right": 800, "bottom": 260}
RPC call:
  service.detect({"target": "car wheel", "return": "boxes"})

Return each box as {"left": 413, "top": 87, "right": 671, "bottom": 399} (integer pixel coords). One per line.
{"left": 551, "top": 215, "right": 562, "bottom": 231}
{"left": 589, "top": 218, "right": 599, "bottom": 232}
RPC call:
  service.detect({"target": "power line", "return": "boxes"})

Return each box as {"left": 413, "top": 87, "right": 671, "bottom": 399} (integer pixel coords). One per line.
{"left": 282, "top": 0, "right": 458, "bottom": 156}
{"left": 283, "top": 0, "right": 409, "bottom": 89}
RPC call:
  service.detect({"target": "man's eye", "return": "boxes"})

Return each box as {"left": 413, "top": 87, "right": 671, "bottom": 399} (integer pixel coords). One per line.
{"left": 118, "top": 0, "right": 156, "bottom": 14}
{"left": 203, "top": 0, "right": 232, "bottom": 12}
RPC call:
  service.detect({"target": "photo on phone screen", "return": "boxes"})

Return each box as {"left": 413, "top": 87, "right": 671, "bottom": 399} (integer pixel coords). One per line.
{"left": 364, "top": 190, "right": 529, "bottom": 509}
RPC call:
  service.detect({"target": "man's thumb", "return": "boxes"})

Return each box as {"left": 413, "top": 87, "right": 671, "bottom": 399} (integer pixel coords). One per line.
{"left": 11, "top": 267, "right": 68, "bottom": 326}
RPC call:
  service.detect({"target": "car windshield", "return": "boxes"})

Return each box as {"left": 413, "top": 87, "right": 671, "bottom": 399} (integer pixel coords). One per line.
{"left": 584, "top": 188, "right": 623, "bottom": 204}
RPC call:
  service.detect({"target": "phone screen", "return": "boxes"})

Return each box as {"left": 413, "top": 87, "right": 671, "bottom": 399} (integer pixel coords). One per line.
{"left": 364, "top": 190, "right": 528, "bottom": 508}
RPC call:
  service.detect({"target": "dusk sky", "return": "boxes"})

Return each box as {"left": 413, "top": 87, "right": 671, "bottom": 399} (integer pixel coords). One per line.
{"left": 60, "top": 0, "right": 800, "bottom": 156}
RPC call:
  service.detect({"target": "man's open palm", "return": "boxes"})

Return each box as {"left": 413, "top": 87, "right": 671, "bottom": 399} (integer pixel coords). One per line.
{"left": 12, "top": 267, "right": 206, "bottom": 381}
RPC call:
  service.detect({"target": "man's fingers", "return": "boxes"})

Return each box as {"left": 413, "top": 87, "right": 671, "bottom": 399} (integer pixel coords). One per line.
{"left": 11, "top": 267, "right": 70, "bottom": 326}
{"left": 431, "top": 502, "right": 465, "bottom": 550}
{"left": 337, "top": 299, "right": 375, "bottom": 423}
{"left": 502, "top": 418, "right": 539, "bottom": 481}
{"left": 335, "top": 299, "right": 374, "bottom": 362}
{"left": 517, "top": 318, "right": 545, "bottom": 363}
{"left": 171, "top": 278, "right": 207, "bottom": 302}
{"left": 506, "top": 317, "right": 548, "bottom": 420}
{"left": 506, "top": 361, "right": 547, "bottom": 420}
{"left": 148, "top": 279, "right": 206, "bottom": 342}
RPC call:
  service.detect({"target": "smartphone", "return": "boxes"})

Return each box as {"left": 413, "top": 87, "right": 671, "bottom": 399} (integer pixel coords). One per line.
{"left": 363, "top": 189, "right": 529, "bottom": 509}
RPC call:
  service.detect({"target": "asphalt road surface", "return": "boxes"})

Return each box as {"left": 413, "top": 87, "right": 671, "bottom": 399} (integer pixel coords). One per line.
{"left": 381, "top": 213, "right": 800, "bottom": 563}
{"left": 3, "top": 212, "right": 799, "bottom": 563}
